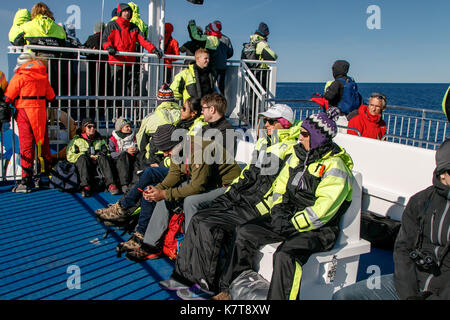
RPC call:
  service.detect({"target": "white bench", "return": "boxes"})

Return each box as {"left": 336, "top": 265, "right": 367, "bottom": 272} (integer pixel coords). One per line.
{"left": 253, "top": 172, "right": 370, "bottom": 300}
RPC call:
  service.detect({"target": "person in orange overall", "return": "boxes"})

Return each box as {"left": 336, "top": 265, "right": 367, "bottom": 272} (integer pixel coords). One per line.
{"left": 4, "top": 53, "right": 55, "bottom": 193}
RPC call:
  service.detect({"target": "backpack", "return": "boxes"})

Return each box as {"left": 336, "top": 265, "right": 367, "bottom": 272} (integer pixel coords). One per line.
{"left": 336, "top": 77, "right": 361, "bottom": 115}
{"left": 360, "top": 212, "right": 401, "bottom": 250}
{"left": 241, "top": 42, "right": 258, "bottom": 68}
{"left": 49, "top": 160, "right": 80, "bottom": 192}
{"left": 162, "top": 209, "right": 185, "bottom": 260}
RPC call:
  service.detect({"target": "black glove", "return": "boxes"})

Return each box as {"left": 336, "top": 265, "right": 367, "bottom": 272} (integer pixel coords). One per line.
{"left": 0, "top": 101, "right": 11, "bottom": 123}
{"left": 107, "top": 47, "right": 117, "bottom": 56}
{"left": 152, "top": 48, "right": 163, "bottom": 59}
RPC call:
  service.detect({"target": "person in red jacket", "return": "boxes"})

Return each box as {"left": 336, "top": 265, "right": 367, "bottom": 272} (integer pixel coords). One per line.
{"left": 347, "top": 93, "right": 387, "bottom": 140}
{"left": 4, "top": 54, "right": 56, "bottom": 193}
{"left": 103, "top": 3, "right": 163, "bottom": 97}
{"left": 164, "top": 22, "right": 180, "bottom": 83}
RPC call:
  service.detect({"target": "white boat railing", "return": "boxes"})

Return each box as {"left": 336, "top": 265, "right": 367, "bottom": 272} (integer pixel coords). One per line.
{"left": 268, "top": 98, "right": 448, "bottom": 150}
{"left": 2, "top": 45, "right": 277, "bottom": 182}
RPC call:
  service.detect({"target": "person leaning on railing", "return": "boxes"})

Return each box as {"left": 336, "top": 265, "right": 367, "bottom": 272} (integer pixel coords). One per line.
{"left": 102, "top": 3, "right": 163, "bottom": 97}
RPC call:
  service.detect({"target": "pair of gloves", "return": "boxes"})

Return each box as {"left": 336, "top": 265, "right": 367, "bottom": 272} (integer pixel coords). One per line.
{"left": 107, "top": 47, "right": 163, "bottom": 59}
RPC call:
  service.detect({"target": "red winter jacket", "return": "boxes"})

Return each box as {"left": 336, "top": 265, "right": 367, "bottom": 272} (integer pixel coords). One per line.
{"left": 103, "top": 16, "right": 156, "bottom": 66}
{"left": 347, "top": 104, "right": 387, "bottom": 140}
{"left": 164, "top": 23, "right": 179, "bottom": 69}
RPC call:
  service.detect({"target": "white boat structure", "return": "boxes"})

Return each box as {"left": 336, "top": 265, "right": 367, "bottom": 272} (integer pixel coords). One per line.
{"left": 0, "top": 0, "right": 447, "bottom": 300}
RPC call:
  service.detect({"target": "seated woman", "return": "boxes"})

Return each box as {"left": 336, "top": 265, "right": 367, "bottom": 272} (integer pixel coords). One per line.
{"left": 66, "top": 118, "right": 119, "bottom": 197}
{"left": 109, "top": 117, "right": 138, "bottom": 193}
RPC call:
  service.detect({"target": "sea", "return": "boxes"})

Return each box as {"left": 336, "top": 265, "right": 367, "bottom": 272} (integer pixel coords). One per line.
{"left": 276, "top": 82, "right": 448, "bottom": 112}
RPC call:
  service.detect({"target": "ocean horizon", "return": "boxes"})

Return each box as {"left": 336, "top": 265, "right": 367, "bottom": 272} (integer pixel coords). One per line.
{"left": 276, "top": 82, "right": 448, "bottom": 112}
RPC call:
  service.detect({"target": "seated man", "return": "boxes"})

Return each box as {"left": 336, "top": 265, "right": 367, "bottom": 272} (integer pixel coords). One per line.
{"left": 159, "top": 105, "right": 301, "bottom": 298}
{"left": 347, "top": 93, "right": 387, "bottom": 140}
{"left": 211, "top": 107, "right": 354, "bottom": 300}
{"left": 333, "top": 138, "right": 450, "bottom": 300}
{"left": 95, "top": 98, "right": 203, "bottom": 245}
{"left": 170, "top": 48, "right": 215, "bottom": 103}
{"left": 124, "top": 124, "right": 241, "bottom": 261}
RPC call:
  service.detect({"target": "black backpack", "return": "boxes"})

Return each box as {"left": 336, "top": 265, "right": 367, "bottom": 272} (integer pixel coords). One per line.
{"left": 360, "top": 212, "right": 401, "bottom": 250}
{"left": 49, "top": 160, "right": 80, "bottom": 193}
{"left": 241, "top": 42, "right": 258, "bottom": 68}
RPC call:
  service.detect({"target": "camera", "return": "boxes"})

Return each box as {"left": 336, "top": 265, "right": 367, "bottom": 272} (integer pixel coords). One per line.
{"left": 409, "top": 250, "right": 438, "bottom": 273}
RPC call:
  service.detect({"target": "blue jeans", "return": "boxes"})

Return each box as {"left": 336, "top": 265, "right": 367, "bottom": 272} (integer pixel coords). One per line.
{"left": 119, "top": 166, "right": 169, "bottom": 217}
{"left": 332, "top": 274, "right": 399, "bottom": 300}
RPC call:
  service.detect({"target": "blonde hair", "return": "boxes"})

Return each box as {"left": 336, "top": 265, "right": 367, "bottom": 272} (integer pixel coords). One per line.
{"left": 31, "top": 2, "right": 54, "bottom": 20}
{"left": 194, "top": 48, "right": 209, "bottom": 58}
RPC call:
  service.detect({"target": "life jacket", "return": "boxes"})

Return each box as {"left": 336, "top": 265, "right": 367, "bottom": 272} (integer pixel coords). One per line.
{"left": 336, "top": 77, "right": 361, "bottom": 115}
{"left": 249, "top": 34, "right": 277, "bottom": 68}
{"left": 8, "top": 9, "right": 30, "bottom": 45}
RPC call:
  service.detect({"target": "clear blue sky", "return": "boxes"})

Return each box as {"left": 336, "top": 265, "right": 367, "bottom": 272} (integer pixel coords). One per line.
{"left": 1, "top": 0, "right": 449, "bottom": 83}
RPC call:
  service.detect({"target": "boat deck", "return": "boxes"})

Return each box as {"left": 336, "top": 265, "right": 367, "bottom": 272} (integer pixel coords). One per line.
{"left": 0, "top": 183, "right": 393, "bottom": 300}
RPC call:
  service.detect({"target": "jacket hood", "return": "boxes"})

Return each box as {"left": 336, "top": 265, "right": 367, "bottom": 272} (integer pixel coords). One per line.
{"left": 117, "top": 3, "right": 133, "bottom": 19}
{"left": 298, "top": 142, "right": 354, "bottom": 171}
{"left": 16, "top": 60, "right": 48, "bottom": 80}
{"left": 13, "top": 9, "right": 31, "bottom": 26}
{"left": 332, "top": 60, "right": 350, "bottom": 79}
{"left": 165, "top": 22, "right": 174, "bottom": 37}
{"left": 33, "top": 14, "right": 57, "bottom": 35}
{"left": 433, "top": 169, "right": 450, "bottom": 199}
{"left": 128, "top": 2, "right": 140, "bottom": 16}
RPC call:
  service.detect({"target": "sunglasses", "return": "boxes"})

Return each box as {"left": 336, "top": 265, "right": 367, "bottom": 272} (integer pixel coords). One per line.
{"left": 264, "top": 118, "right": 278, "bottom": 125}
{"left": 86, "top": 125, "right": 95, "bottom": 129}
{"left": 300, "top": 131, "right": 310, "bottom": 137}
{"left": 370, "top": 93, "right": 387, "bottom": 102}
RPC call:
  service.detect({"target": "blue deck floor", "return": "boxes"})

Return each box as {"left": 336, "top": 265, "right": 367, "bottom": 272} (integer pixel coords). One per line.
{"left": 0, "top": 183, "right": 394, "bottom": 300}
{"left": 0, "top": 184, "right": 178, "bottom": 300}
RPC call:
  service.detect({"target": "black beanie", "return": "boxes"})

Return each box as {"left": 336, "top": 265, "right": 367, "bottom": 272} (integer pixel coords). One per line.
{"left": 255, "top": 22, "right": 269, "bottom": 37}
{"left": 153, "top": 124, "right": 181, "bottom": 152}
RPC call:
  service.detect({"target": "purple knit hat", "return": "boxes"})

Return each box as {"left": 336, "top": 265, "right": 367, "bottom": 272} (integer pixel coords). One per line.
{"left": 301, "top": 107, "right": 340, "bottom": 150}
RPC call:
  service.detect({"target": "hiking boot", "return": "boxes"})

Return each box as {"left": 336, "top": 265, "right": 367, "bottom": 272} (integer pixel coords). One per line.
{"left": 212, "top": 291, "right": 231, "bottom": 300}
{"left": 125, "top": 244, "right": 162, "bottom": 262}
{"left": 176, "top": 284, "right": 214, "bottom": 300}
{"left": 108, "top": 184, "right": 120, "bottom": 195}
{"left": 11, "top": 181, "right": 33, "bottom": 193}
{"left": 97, "top": 201, "right": 128, "bottom": 222}
{"left": 116, "top": 232, "right": 144, "bottom": 257}
{"left": 81, "top": 186, "right": 91, "bottom": 197}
